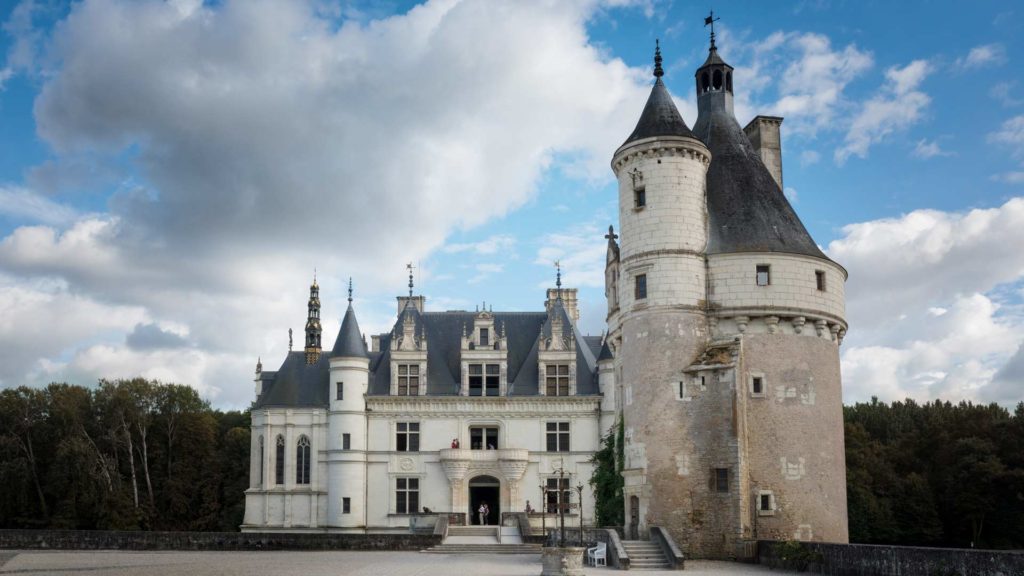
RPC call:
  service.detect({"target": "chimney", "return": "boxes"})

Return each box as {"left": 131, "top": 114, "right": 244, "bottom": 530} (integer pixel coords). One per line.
{"left": 743, "top": 116, "right": 784, "bottom": 190}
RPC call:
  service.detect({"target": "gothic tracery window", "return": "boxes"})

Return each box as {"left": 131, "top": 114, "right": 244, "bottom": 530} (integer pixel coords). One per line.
{"left": 275, "top": 435, "right": 285, "bottom": 485}
{"left": 296, "top": 435, "right": 311, "bottom": 485}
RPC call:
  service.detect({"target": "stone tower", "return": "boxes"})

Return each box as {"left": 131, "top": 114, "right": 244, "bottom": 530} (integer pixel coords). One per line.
{"left": 607, "top": 37, "right": 849, "bottom": 558}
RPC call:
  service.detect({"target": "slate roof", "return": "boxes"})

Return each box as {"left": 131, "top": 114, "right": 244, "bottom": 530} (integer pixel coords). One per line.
{"left": 691, "top": 61, "right": 829, "bottom": 260}
{"left": 256, "top": 304, "right": 601, "bottom": 409}
{"left": 622, "top": 78, "right": 696, "bottom": 146}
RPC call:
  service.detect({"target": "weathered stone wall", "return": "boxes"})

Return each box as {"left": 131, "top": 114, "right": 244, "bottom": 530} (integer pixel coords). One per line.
{"left": 0, "top": 529, "right": 440, "bottom": 551}
{"left": 757, "top": 540, "right": 1024, "bottom": 576}
{"left": 741, "top": 335, "right": 849, "bottom": 545}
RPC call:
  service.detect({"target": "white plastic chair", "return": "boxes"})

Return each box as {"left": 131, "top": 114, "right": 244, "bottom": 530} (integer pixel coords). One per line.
{"left": 587, "top": 542, "right": 607, "bottom": 566}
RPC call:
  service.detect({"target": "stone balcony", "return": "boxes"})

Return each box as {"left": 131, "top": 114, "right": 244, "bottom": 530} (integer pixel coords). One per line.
{"left": 438, "top": 448, "right": 528, "bottom": 463}
{"left": 439, "top": 448, "right": 529, "bottom": 483}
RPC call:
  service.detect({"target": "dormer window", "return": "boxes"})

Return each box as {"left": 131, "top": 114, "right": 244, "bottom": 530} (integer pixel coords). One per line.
{"left": 479, "top": 328, "right": 489, "bottom": 347}
{"left": 468, "top": 364, "right": 500, "bottom": 396}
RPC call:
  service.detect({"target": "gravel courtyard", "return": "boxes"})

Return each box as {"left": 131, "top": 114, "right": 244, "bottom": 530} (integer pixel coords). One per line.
{"left": 0, "top": 550, "right": 798, "bottom": 576}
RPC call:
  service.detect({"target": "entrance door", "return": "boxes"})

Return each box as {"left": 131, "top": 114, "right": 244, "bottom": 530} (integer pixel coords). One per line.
{"left": 629, "top": 495, "right": 640, "bottom": 540}
{"left": 468, "top": 475, "right": 501, "bottom": 525}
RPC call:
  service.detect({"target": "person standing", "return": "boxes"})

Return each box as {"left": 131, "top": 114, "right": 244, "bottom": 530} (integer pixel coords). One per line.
{"left": 478, "top": 502, "right": 487, "bottom": 526}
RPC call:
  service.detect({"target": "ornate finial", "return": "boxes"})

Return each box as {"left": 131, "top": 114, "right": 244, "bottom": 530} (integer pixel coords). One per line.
{"left": 555, "top": 260, "right": 563, "bottom": 300}
{"left": 312, "top": 268, "right": 317, "bottom": 288}
{"left": 256, "top": 357, "right": 262, "bottom": 373}
{"left": 288, "top": 328, "right": 293, "bottom": 351}
{"left": 605, "top": 225, "right": 618, "bottom": 242}
{"left": 653, "top": 39, "right": 664, "bottom": 78}
{"left": 704, "top": 11, "right": 720, "bottom": 51}
{"left": 407, "top": 262, "right": 414, "bottom": 298}
{"left": 347, "top": 277, "right": 353, "bottom": 304}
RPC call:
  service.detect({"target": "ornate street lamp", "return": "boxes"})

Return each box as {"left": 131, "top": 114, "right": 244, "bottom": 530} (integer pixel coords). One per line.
{"left": 539, "top": 483, "right": 547, "bottom": 539}
{"left": 576, "top": 483, "right": 584, "bottom": 547}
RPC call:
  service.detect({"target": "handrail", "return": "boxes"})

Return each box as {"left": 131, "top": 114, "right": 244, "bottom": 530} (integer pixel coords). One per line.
{"left": 650, "top": 526, "right": 685, "bottom": 570}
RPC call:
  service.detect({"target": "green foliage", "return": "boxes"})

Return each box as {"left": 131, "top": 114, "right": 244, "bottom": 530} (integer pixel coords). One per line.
{"left": 589, "top": 415, "right": 624, "bottom": 527}
{"left": 0, "top": 380, "right": 249, "bottom": 532}
{"left": 770, "top": 540, "right": 823, "bottom": 572}
{"left": 845, "top": 397, "right": 1024, "bottom": 549}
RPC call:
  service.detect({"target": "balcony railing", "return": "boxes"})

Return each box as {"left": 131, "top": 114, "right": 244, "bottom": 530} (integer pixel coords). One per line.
{"left": 438, "top": 448, "right": 528, "bottom": 462}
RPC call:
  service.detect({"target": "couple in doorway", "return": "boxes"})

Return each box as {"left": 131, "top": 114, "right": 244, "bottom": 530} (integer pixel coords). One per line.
{"left": 477, "top": 501, "right": 490, "bottom": 525}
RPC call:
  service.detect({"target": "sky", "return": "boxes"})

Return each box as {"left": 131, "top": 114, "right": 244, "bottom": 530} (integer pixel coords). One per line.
{"left": 1, "top": 0, "right": 1023, "bottom": 409}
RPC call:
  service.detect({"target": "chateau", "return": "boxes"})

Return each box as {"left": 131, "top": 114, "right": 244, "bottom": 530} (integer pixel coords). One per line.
{"left": 243, "top": 33, "right": 849, "bottom": 558}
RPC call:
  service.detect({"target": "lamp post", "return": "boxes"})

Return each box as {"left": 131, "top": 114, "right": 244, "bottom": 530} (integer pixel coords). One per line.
{"left": 576, "top": 483, "right": 584, "bottom": 547}
{"left": 539, "top": 484, "right": 547, "bottom": 539}
{"left": 553, "top": 458, "right": 568, "bottom": 548}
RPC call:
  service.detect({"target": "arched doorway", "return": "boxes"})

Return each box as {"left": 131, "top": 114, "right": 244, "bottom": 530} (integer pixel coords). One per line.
{"left": 468, "top": 475, "right": 500, "bottom": 525}
{"left": 629, "top": 495, "right": 640, "bottom": 540}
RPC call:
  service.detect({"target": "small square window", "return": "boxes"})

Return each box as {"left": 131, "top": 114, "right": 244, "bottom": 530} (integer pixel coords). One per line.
{"left": 752, "top": 376, "right": 764, "bottom": 396}
{"left": 635, "top": 274, "right": 647, "bottom": 300}
{"left": 756, "top": 265, "right": 770, "bottom": 286}
{"left": 342, "top": 433, "right": 351, "bottom": 450}
{"left": 634, "top": 187, "right": 646, "bottom": 209}
{"left": 713, "top": 468, "right": 729, "bottom": 493}
{"left": 815, "top": 270, "right": 826, "bottom": 291}
{"left": 336, "top": 382, "right": 344, "bottom": 401}
{"left": 343, "top": 497, "right": 351, "bottom": 514}
{"left": 479, "top": 328, "right": 489, "bottom": 347}
{"left": 758, "top": 491, "right": 775, "bottom": 516}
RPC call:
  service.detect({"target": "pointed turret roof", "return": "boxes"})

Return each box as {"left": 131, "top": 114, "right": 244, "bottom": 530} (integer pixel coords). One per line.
{"left": 332, "top": 303, "right": 368, "bottom": 359}
{"left": 622, "top": 41, "right": 695, "bottom": 146}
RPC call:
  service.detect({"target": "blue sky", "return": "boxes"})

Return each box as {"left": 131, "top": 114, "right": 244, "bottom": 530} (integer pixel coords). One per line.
{"left": 1, "top": 0, "right": 1023, "bottom": 408}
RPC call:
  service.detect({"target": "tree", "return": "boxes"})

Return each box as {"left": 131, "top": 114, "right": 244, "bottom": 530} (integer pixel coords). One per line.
{"left": 589, "top": 416, "right": 624, "bottom": 527}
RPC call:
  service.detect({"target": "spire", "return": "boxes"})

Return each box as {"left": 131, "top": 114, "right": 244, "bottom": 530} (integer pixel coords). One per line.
{"left": 621, "top": 41, "right": 695, "bottom": 146}
{"left": 256, "top": 356, "right": 262, "bottom": 374}
{"left": 653, "top": 39, "right": 663, "bottom": 78}
{"left": 304, "top": 276, "right": 322, "bottom": 364}
{"left": 555, "top": 260, "right": 563, "bottom": 301}
{"left": 407, "top": 262, "right": 414, "bottom": 298}
{"left": 332, "top": 297, "right": 369, "bottom": 360}
{"left": 347, "top": 277, "right": 353, "bottom": 304}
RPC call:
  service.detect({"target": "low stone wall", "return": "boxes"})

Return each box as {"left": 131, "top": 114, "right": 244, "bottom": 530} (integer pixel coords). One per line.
{"left": 757, "top": 540, "right": 1024, "bottom": 576}
{"left": 0, "top": 529, "right": 441, "bottom": 551}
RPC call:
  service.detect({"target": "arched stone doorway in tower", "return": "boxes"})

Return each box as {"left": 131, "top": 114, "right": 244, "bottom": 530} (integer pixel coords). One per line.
{"left": 468, "top": 475, "right": 500, "bottom": 525}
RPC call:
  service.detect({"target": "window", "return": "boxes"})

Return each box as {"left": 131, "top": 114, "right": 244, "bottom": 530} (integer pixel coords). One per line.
{"left": 398, "top": 364, "right": 420, "bottom": 396}
{"left": 546, "top": 422, "right": 570, "bottom": 452}
{"left": 275, "top": 435, "right": 285, "bottom": 485}
{"left": 342, "top": 433, "right": 351, "bottom": 450}
{"left": 758, "top": 491, "right": 775, "bottom": 516}
{"left": 468, "top": 364, "right": 500, "bottom": 396}
{"left": 546, "top": 477, "right": 570, "bottom": 513}
{"left": 396, "top": 477, "right": 419, "bottom": 514}
{"left": 634, "top": 186, "right": 646, "bottom": 209}
{"left": 336, "top": 381, "right": 343, "bottom": 401}
{"left": 713, "top": 468, "right": 729, "bottom": 493}
{"left": 756, "top": 265, "right": 770, "bottom": 286}
{"left": 470, "top": 426, "right": 499, "bottom": 450}
{"left": 479, "top": 328, "right": 489, "bottom": 347}
{"left": 342, "top": 497, "right": 351, "bottom": 514}
{"left": 396, "top": 422, "right": 420, "bottom": 452}
{"left": 815, "top": 270, "right": 826, "bottom": 291}
{"left": 545, "top": 364, "right": 570, "bottom": 396}
{"left": 296, "top": 435, "right": 311, "bottom": 485}
{"left": 258, "top": 436, "right": 265, "bottom": 487}
{"left": 678, "top": 381, "right": 685, "bottom": 400}
{"left": 635, "top": 274, "right": 647, "bottom": 300}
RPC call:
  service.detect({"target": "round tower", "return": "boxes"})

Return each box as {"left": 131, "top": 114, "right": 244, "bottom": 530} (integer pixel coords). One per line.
{"left": 327, "top": 279, "right": 370, "bottom": 531}
{"left": 610, "top": 41, "right": 712, "bottom": 543}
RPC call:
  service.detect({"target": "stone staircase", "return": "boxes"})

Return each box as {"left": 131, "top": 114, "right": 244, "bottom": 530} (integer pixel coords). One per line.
{"left": 422, "top": 525, "right": 540, "bottom": 554}
{"left": 622, "top": 539, "right": 671, "bottom": 570}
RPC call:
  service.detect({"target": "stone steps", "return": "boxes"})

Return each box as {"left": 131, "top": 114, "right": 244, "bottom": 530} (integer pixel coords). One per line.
{"left": 446, "top": 526, "right": 499, "bottom": 537}
{"left": 622, "top": 540, "right": 670, "bottom": 570}
{"left": 422, "top": 544, "right": 541, "bottom": 554}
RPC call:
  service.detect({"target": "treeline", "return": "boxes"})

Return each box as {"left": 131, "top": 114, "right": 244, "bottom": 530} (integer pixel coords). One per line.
{"left": 0, "top": 380, "right": 250, "bottom": 531}
{"left": 846, "top": 398, "right": 1024, "bottom": 549}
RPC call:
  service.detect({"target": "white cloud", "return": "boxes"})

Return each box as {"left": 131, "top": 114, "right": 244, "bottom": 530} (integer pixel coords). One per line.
{"left": 835, "top": 60, "right": 932, "bottom": 164}
{"left": 992, "top": 171, "right": 1024, "bottom": 184}
{"left": 443, "top": 234, "right": 516, "bottom": 255}
{"left": 784, "top": 187, "right": 798, "bottom": 202}
{"left": 534, "top": 223, "right": 607, "bottom": 291}
{"left": 988, "top": 115, "right": 1024, "bottom": 158}
{"left": 0, "top": 0, "right": 660, "bottom": 404}
{"left": 953, "top": 43, "right": 1006, "bottom": 71}
{"left": 990, "top": 81, "right": 1022, "bottom": 107}
{"left": 0, "top": 185, "right": 79, "bottom": 225}
{"left": 799, "top": 150, "right": 820, "bottom": 166}
{"left": 912, "top": 138, "right": 952, "bottom": 159}
{"left": 832, "top": 197, "right": 1024, "bottom": 405}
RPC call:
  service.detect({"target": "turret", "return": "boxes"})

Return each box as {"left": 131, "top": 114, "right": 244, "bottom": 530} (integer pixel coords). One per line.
{"left": 327, "top": 278, "right": 370, "bottom": 530}
{"left": 305, "top": 275, "right": 322, "bottom": 364}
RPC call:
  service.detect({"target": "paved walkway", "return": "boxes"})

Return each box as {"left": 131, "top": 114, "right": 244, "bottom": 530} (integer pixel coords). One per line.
{"left": 0, "top": 550, "right": 797, "bottom": 575}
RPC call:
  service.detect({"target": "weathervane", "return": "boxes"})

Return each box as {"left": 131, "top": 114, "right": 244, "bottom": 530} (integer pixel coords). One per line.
{"left": 406, "top": 262, "right": 415, "bottom": 297}
{"left": 704, "top": 10, "right": 720, "bottom": 50}
{"left": 347, "top": 277, "right": 353, "bottom": 304}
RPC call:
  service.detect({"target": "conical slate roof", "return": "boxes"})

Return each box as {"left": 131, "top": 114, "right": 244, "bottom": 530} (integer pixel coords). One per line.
{"left": 331, "top": 304, "right": 368, "bottom": 358}
{"left": 623, "top": 78, "right": 695, "bottom": 145}
{"left": 692, "top": 95, "right": 827, "bottom": 259}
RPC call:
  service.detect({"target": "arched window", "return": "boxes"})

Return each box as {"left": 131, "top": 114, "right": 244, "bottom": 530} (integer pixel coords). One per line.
{"left": 258, "top": 436, "right": 265, "bottom": 487}
{"left": 726, "top": 71, "right": 733, "bottom": 92}
{"left": 296, "top": 435, "right": 311, "bottom": 485}
{"left": 713, "top": 69, "right": 722, "bottom": 90}
{"left": 275, "top": 435, "right": 285, "bottom": 485}
{"left": 701, "top": 72, "right": 710, "bottom": 93}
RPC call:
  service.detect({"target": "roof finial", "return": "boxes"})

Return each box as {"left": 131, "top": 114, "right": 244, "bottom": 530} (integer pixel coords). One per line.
{"left": 704, "top": 10, "right": 720, "bottom": 51}
{"left": 406, "top": 262, "right": 414, "bottom": 298}
{"left": 312, "top": 268, "right": 317, "bottom": 288}
{"left": 555, "top": 260, "right": 563, "bottom": 300}
{"left": 653, "top": 39, "right": 664, "bottom": 78}
{"left": 347, "top": 277, "right": 353, "bottom": 304}
{"left": 288, "top": 328, "right": 293, "bottom": 351}
{"left": 256, "top": 356, "right": 262, "bottom": 373}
